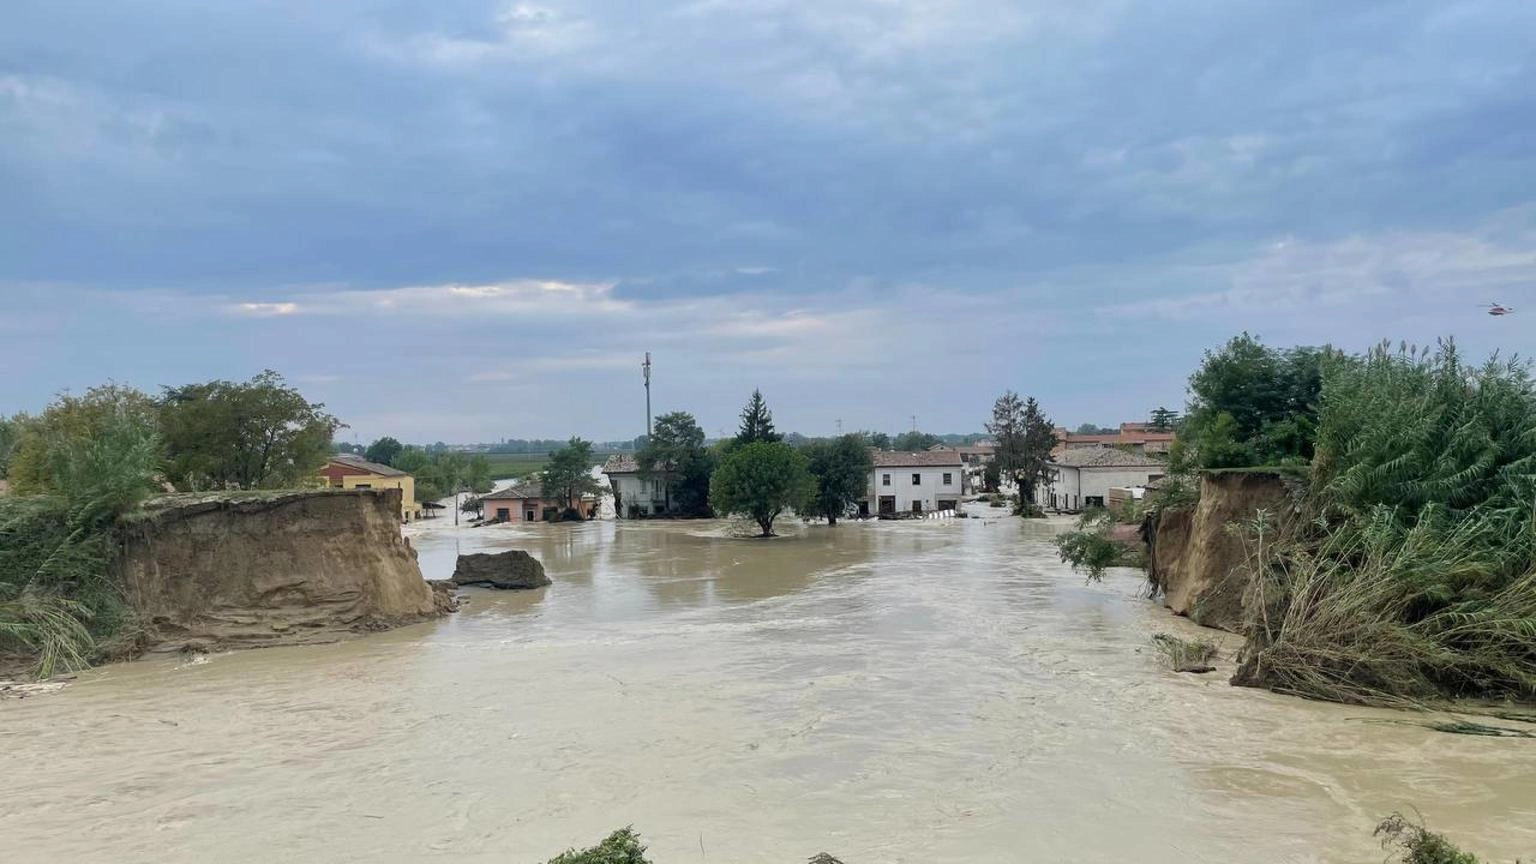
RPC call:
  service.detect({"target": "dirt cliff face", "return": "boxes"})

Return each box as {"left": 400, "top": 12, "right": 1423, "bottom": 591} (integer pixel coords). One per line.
{"left": 118, "top": 489, "right": 443, "bottom": 652}
{"left": 1152, "top": 472, "right": 1292, "bottom": 632}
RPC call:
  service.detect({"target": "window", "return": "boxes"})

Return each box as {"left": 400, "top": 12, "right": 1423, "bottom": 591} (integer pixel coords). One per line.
{"left": 355, "top": 483, "right": 372, "bottom": 490}
{"left": 942, "top": 472, "right": 952, "bottom": 485}
{"left": 882, "top": 473, "right": 891, "bottom": 486}
{"left": 911, "top": 473, "right": 921, "bottom": 485}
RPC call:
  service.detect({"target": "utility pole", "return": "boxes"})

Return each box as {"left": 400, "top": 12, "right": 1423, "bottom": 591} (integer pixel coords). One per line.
{"left": 642, "top": 352, "right": 653, "bottom": 438}
{"left": 911, "top": 414, "right": 918, "bottom": 433}
{"left": 836, "top": 418, "right": 843, "bottom": 435}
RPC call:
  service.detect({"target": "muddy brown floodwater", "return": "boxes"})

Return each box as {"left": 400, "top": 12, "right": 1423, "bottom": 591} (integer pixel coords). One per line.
{"left": 4, "top": 515, "right": 1534, "bottom": 863}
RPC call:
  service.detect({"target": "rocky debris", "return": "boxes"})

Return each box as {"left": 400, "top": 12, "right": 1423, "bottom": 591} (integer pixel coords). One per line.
{"left": 428, "top": 580, "right": 461, "bottom": 612}
{"left": 451, "top": 550, "right": 551, "bottom": 590}
{"left": 1, "top": 680, "right": 70, "bottom": 699}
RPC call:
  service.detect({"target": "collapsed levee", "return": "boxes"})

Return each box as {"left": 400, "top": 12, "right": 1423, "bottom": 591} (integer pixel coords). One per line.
{"left": 117, "top": 488, "right": 447, "bottom": 652}
{"left": 1147, "top": 471, "right": 1294, "bottom": 632}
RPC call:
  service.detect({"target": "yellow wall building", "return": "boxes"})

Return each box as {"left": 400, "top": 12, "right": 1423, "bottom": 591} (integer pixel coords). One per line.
{"left": 320, "top": 455, "right": 421, "bottom": 522}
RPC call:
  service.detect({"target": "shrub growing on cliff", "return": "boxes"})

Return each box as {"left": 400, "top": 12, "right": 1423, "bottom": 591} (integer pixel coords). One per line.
{"left": 1235, "top": 341, "right": 1536, "bottom": 705}
{"left": 1054, "top": 510, "right": 1141, "bottom": 581}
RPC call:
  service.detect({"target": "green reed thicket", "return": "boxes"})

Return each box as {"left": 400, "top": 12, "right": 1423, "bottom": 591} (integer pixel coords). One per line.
{"left": 1235, "top": 342, "right": 1536, "bottom": 705}
{"left": 0, "top": 410, "right": 160, "bottom": 677}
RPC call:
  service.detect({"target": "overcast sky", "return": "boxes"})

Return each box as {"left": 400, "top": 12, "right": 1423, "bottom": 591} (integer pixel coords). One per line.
{"left": 3, "top": 1, "right": 1533, "bottom": 443}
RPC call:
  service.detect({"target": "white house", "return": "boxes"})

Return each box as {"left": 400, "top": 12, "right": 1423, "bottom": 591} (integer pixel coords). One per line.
{"left": 1037, "top": 448, "right": 1167, "bottom": 511}
{"left": 858, "top": 450, "right": 965, "bottom": 517}
{"left": 601, "top": 454, "right": 674, "bottom": 518}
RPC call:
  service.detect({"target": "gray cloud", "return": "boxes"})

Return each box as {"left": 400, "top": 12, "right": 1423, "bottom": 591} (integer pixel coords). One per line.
{"left": 2, "top": 0, "right": 1533, "bottom": 437}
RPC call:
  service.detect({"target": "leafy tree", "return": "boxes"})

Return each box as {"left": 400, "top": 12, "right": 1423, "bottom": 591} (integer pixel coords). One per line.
{"left": 6, "top": 384, "right": 160, "bottom": 493}
{"left": 364, "top": 436, "right": 403, "bottom": 467}
{"left": 539, "top": 437, "right": 603, "bottom": 518}
{"left": 158, "top": 370, "right": 341, "bottom": 490}
{"left": 461, "top": 496, "right": 484, "bottom": 519}
{"left": 1181, "top": 333, "right": 1331, "bottom": 469}
{"left": 736, "top": 389, "right": 781, "bottom": 445}
{"left": 802, "top": 435, "right": 874, "bottom": 525}
{"left": 710, "top": 441, "right": 813, "bottom": 536}
{"left": 892, "top": 430, "right": 940, "bottom": 451}
{"left": 982, "top": 460, "right": 1001, "bottom": 493}
{"left": 637, "top": 411, "right": 715, "bottom": 516}
{"left": 465, "top": 454, "right": 494, "bottom": 494}
{"left": 1073, "top": 423, "right": 1116, "bottom": 435}
{"left": 392, "top": 446, "right": 431, "bottom": 476}
{"left": 0, "top": 414, "right": 26, "bottom": 478}
{"left": 861, "top": 431, "right": 892, "bottom": 450}
{"left": 1018, "top": 397, "right": 1057, "bottom": 506}
{"left": 987, "top": 390, "right": 1026, "bottom": 490}
{"left": 1149, "top": 406, "right": 1180, "bottom": 432}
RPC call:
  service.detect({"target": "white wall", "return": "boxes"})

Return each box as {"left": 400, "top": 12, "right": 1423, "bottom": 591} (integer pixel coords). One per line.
{"left": 608, "top": 473, "right": 670, "bottom": 517}
{"left": 1039, "top": 466, "right": 1166, "bottom": 510}
{"left": 863, "top": 465, "right": 964, "bottom": 514}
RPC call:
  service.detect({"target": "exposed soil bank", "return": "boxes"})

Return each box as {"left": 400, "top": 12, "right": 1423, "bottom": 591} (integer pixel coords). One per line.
{"left": 1149, "top": 471, "right": 1292, "bottom": 631}
{"left": 118, "top": 489, "right": 445, "bottom": 652}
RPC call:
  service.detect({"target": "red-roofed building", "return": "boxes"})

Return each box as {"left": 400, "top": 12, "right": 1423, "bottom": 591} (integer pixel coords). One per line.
{"left": 1054, "top": 422, "right": 1175, "bottom": 455}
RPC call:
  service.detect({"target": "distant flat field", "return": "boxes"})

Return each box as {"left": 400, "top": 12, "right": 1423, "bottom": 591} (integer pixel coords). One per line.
{"left": 481, "top": 451, "right": 613, "bottom": 480}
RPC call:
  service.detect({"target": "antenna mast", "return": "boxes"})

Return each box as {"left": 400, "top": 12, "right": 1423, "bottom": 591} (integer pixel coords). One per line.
{"left": 643, "top": 352, "right": 653, "bottom": 438}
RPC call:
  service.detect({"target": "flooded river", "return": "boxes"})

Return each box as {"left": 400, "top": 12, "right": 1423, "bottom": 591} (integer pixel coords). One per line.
{"left": 4, "top": 515, "right": 1533, "bottom": 863}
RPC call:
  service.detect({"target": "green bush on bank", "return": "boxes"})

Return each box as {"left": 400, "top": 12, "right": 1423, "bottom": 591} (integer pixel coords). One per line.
{"left": 0, "top": 408, "right": 160, "bottom": 678}
{"left": 1055, "top": 509, "right": 1143, "bottom": 582}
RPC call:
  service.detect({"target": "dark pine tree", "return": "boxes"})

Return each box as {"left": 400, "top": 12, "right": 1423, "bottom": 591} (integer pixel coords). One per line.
{"left": 736, "top": 389, "right": 781, "bottom": 445}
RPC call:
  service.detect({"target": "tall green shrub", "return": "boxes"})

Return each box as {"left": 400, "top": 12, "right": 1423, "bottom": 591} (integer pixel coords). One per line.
{"left": 1236, "top": 341, "right": 1536, "bottom": 704}
{"left": 0, "top": 408, "right": 161, "bottom": 677}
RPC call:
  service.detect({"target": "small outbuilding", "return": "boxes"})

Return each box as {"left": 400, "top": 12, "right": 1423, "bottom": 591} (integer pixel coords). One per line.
{"left": 479, "top": 482, "right": 597, "bottom": 523}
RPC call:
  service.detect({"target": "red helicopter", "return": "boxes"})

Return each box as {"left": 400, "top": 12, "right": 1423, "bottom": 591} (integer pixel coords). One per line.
{"left": 1485, "top": 302, "right": 1516, "bottom": 316}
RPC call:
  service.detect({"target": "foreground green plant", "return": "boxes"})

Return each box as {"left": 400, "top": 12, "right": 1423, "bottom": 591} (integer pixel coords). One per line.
{"left": 546, "top": 828, "right": 652, "bottom": 864}
{"left": 542, "top": 829, "right": 846, "bottom": 864}
{"left": 1375, "top": 813, "right": 1483, "bottom": 864}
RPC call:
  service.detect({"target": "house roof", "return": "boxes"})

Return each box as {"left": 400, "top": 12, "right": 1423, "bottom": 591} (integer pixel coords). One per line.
{"left": 872, "top": 450, "right": 964, "bottom": 468}
{"left": 1050, "top": 448, "right": 1168, "bottom": 469}
{"left": 481, "top": 482, "right": 541, "bottom": 502}
{"left": 482, "top": 481, "right": 598, "bottom": 502}
{"left": 329, "top": 454, "right": 408, "bottom": 477}
{"left": 601, "top": 454, "right": 640, "bottom": 474}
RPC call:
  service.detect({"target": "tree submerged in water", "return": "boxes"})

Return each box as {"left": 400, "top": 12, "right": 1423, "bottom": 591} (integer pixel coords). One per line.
{"left": 709, "top": 441, "right": 813, "bottom": 537}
